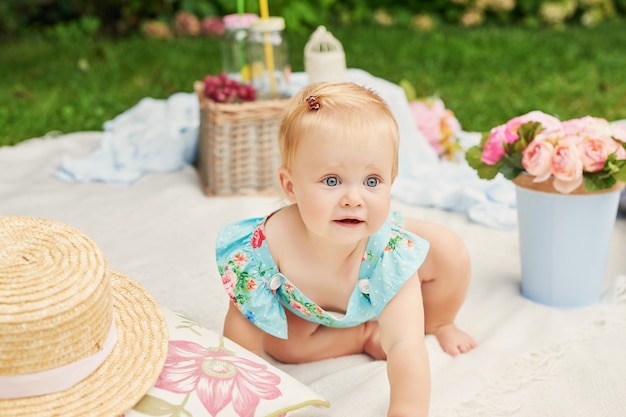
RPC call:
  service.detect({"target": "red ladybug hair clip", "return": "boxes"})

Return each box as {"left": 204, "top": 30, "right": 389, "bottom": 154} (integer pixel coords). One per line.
{"left": 306, "top": 95, "right": 321, "bottom": 111}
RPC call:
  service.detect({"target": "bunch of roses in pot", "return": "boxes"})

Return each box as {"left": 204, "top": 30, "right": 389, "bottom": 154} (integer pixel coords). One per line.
{"left": 466, "top": 111, "right": 626, "bottom": 194}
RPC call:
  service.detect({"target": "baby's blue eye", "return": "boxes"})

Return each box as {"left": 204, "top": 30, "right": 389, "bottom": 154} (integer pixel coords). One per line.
{"left": 324, "top": 177, "right": 339, "bottom": 187}
{"left": 365, "top": 177, "right": 379, "bottom": 187}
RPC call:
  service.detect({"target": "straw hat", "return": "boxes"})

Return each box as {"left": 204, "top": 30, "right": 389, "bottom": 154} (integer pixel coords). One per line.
{"left": 0, "top": 216, "right": 168, "bottom": 416}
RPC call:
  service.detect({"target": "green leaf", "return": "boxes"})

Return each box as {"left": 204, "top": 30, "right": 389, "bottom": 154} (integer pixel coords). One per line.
{"left": 479, "top": 131, "right": 490, "bottom": 147}
{"left": 500, "top": 164, "right": 522, "bottom": 180}
{"left": 465, "top": 145, "right": 501, "bottom": 180}
{"left": 603, "top": 158, "right": 620, "bottom": 176}
{"left": 465, "top": 145, "right": 483, "bottom": 169}
{"left": 478, "top": 164, "right": 501, "bottom": 179}
{"left": 613, "top": 164, "right": 626, "bottom": 182}
{"left": 599, "top": 153, "right": 626, "bottom": 182}
{"left": 499, "top": 152, "right": 523, "bottom": 180}
{"left": 583, "top": 177, "right": 602, "bottom": 192}
{"left": 503, "top": 151, "right": 523, "bottom": 170}
{"left": 584, "top": 175, "right": 616, "bottom": 192}
{"left": 510, "top": 121, "right": 540, "bottom": 153}
{"left": 132, "top": 395, "right": 178, "bottom": 416}
{"left": 517, "top": 121, "right": 542, "bottom": 141}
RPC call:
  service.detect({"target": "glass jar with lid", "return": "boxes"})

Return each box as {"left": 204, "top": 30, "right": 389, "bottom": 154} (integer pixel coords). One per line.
{"left": 220, "top": 13, "right": 259, "bottom": 82}
{"left": 245, "top": 16, "right": 291, "bottom": 100}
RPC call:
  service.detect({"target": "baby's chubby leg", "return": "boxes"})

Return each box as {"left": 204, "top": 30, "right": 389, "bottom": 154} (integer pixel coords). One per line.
{"left": 263, "top": 309, "right": 386, "bottom": 363}
{"left": 405, "top": 218, "right": 477, "bottom": 356}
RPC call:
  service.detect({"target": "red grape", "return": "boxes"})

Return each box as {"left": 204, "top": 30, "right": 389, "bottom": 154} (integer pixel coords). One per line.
{"left": 203, "top": 72, "right": 256, "bottom": 103}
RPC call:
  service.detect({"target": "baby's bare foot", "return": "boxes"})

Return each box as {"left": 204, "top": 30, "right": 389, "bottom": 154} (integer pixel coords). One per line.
{"left": 363, "top": 321, "right": 387, "bottom": 360}
{"left": 433, "top": 323, "right": 477, "bottom": 356}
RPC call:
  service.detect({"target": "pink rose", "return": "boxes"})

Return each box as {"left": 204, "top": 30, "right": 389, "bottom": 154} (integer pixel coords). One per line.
{"left": 481, "top": 111, "right": 560, "bottom": 165}
{"left": 561, "top": 116, "right": 612, "bottom": 143}
{"left": 522, "top": 139, "right": 554, "bottom": 182}
{"left": 578, "top": 138, "right": 613, "bottom": 173}
{"left": 290, "top": 300, "right": 312, "bottom": 316}
{"left": 481, "top": 123, "right": 518, "bottom": 165}
{"left": 410, "top": 100, "right": 443, "bottom": 152}
{"left": 551, "top": 142, "right": 583, "bottom": 193}
{"left": 611, "top": 124, "right": 626, "bottom": 143}
{"left": 522, "top": 110, "right": 562, "bottom": 131}
{"left": 251, "top": 226, "right": 265, "bottom": 248}
{"left": 409, "top": 98, "right": 461, "bottom": 157}
{"left": 221, "top": 268, "right": 237, "bottom": 298}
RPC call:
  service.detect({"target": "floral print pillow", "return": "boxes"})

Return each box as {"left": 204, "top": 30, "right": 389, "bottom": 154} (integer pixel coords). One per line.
{"left": 125, "top": 307, "right": 329, "bottom": 417}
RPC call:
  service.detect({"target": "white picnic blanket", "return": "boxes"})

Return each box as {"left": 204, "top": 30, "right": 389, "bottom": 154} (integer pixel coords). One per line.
{"left": 2, "top": 132, "right": 626, "bottom": 417}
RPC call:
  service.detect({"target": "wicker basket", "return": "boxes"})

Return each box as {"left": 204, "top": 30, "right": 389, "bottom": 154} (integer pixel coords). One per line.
{"left": 194, "top": 81, "right": 287, "bottom": 196}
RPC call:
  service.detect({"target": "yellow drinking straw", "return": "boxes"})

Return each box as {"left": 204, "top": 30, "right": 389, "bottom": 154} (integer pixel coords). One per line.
{"left": 259, "top": 0, "right": 277, "bottom": 97}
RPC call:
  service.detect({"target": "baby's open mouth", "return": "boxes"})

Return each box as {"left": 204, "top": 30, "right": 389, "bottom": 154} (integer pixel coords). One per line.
{"left": 336, "top": 218, "right": 363, "bottom": 224}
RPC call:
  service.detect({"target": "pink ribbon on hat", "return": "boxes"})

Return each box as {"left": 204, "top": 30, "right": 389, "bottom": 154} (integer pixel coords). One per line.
{"left": 0, "top": 321, "right": 118, "bottom": 399}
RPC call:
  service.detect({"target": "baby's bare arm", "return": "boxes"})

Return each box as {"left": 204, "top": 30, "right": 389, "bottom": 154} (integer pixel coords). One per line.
{"left": 379, "top": 273, "right": 431, "bottom": 417}
{"left": 223, "top": 302, "right": 264, "bottom": 356}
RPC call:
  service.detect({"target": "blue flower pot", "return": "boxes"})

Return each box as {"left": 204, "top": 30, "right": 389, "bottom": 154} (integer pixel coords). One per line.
{"left": 514, "top": 177, "right": 623, "bottom": 308}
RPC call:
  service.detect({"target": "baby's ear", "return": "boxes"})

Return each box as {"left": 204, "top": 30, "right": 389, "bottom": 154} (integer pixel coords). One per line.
{"left": 278, "top": 167, "right": 296, "bottom": 203}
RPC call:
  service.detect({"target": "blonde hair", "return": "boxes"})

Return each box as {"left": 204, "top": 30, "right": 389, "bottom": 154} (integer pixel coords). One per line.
{"left": 278, "top": 82, "right": 399, "bottom": 180}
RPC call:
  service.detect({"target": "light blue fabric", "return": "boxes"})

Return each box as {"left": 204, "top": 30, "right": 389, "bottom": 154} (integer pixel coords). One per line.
{"left": 215, "top": 211, "right": 429, "bottom": 339}
{"left": 54, "top": 93, "right": 199, "bottom": 186}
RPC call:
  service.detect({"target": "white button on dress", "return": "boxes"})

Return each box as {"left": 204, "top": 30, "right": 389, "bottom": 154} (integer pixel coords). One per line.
{"left": 357, "top": 279, "right": 370, "bottom": 295}
{"left": 269, "top": 273, "right": 284, "bottom": 290}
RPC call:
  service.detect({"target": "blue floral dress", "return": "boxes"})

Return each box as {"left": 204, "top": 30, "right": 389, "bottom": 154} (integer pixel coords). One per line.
{"left": 215, "top": 211, "right": 429, "bottom": 339}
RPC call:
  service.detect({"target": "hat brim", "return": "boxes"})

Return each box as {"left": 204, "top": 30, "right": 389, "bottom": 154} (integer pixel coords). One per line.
{"left": 0, "top": 270, "right": 168, "bottom": 417}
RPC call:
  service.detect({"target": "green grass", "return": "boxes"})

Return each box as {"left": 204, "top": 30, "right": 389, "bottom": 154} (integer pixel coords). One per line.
{"left": 2, "top": 21, "right": 626, "bottom": 146}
